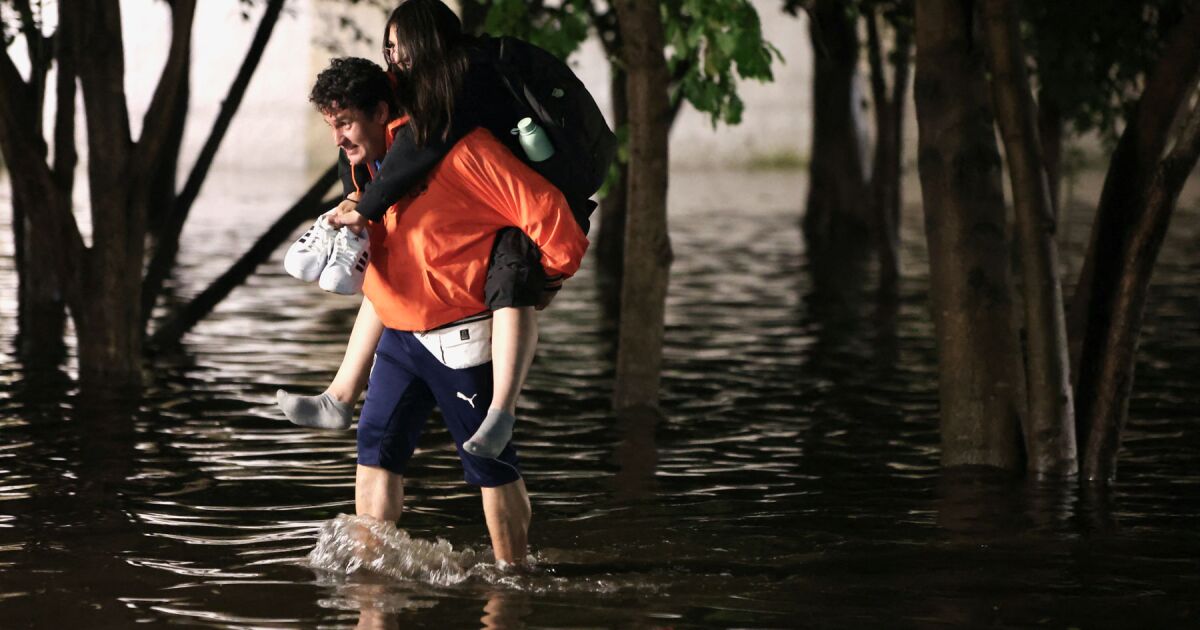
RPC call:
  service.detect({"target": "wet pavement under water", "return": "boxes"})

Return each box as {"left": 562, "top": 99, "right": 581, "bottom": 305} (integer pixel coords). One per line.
{"left": 1, "top": 170, "right": 1198, "bottom": 628}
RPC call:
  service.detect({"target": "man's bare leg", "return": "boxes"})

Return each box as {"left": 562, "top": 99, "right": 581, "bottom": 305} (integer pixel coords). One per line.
{"left": 480, "top": 478, "right": 531, "bottom": 565}
{"left": 464, "top": 307, "right": 537, "bottom": 457}
{"left": 356, "top": 464, "right": 405, "bottom": 522}
{"left": 277, "top": 298, "right": 383, "bottom": 429}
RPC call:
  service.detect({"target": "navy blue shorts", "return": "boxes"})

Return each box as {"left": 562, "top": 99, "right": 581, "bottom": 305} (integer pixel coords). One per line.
{"left": 357, "top": 328, "right": 521, "bottom": 487}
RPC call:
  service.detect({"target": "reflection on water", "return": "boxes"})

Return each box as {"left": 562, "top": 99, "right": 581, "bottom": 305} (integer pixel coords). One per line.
{"left": 1, "top": 170, "right": 1199, "bottom": 627}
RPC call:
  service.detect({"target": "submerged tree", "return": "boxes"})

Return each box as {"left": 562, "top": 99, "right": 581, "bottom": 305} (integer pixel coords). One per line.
{"left": 783, "top": 0, "right": 913, "bottom": 293}
{"left": 981, "top": 0, "right": 1077, "bottom": 477}
{"left": 912, "top": 0, "right": 1024, "bottom": 470}
{"left": 912, "top": 0, "right": 1200, "bottom": 480}
{"left": 0, "top": 0, "right": 340, "bottom": 386}
{"left": 794, "top": 0, "right": 872, "bottom": 247}
{"left": 1064, "top": 6, "right": 1200, "bottom": 481}
{"left": 482, "top": 0, "right": 778, "bottom": 411}
{"left": 984, "top": 0, "right": 1200, "bottom": 481}
{"left": 862, "top": 0, "right": 912, "bottom": 293}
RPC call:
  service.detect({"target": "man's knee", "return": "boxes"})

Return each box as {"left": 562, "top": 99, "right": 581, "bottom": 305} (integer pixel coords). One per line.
{"left": 484, "top": 478, "right": 531, "bottom": 526}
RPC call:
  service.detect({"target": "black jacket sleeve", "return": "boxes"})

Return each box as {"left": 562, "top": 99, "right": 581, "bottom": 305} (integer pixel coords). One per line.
{"left": 355, "top": 122, "right": 461, "bottom": 222}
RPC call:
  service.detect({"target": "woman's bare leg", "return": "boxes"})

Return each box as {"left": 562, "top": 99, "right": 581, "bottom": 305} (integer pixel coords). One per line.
{"left": 489, "top": 306, "right": 538, "bottom": 415}
{"left": 327, "top": 298, "right": 385, "bottom": 403}
{"left": 464, "top": 306, "right": 537, "bottom": 457}
{"left": 277, "top": 298, "right": 383, "bottom": 429}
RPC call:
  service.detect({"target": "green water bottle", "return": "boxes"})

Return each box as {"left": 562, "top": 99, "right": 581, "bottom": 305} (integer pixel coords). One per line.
{"left": 514, "top": 117, "right": 555, "bottom": 162}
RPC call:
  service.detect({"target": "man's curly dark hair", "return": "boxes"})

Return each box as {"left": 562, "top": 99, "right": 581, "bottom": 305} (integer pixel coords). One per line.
{"left": 309, "top": 57, "right": 396, "bottom": 117}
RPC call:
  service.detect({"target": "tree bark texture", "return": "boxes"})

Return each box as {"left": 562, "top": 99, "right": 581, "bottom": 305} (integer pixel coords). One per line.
{"left": 865, "top": 9, "right": 911, "bottom": 294}
{"left": 1070, "top": 8, "right": 1200, "bottom": 481}
{"left": 805, "top": 0, "right": 871, "bottom": 249}
{"left": 981, "top": 0, "right": 1077, "bottom": 477}
{"left": 913, "top": 0, "right": 1023, "bottom": 470}
{"left": 611, "top": 0, "right": 673, "bottom": 411}
{"left": 70, "top": 0, "right": 140, "bottom": 385}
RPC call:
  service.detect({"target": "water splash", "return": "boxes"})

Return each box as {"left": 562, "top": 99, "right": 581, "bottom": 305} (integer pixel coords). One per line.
{"left": 307, "top": 514, "right": 489, "bottom": 587}
{"left": 306, "top": 515, "right": 646, "bottom": 596}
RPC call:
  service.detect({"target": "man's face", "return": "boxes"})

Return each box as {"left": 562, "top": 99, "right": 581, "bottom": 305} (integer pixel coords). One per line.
{"left": 323, "top": 102, "right": 389, "bottom": 166}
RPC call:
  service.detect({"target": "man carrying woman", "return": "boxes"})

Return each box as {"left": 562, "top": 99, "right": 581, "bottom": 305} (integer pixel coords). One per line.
{"left": 277, "top": 0, "right": 591, "bottom": 460}
{"left": 300, "top": 53, "right": 587, "bottom": 564}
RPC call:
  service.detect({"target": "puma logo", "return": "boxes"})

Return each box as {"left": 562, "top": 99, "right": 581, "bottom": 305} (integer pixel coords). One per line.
{"left": 456, "top": 392, "right": 478, "bottom": 408}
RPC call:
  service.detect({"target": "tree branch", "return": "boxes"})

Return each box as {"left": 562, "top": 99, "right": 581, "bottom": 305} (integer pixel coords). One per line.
{"left": 866, "top": 8, "right": 889, "bottom": 114}
{"left": 1078, "top": 95, "right": 1200, "bottom": 481}
{"left": 1070, "top": 7, "right": 1200, "bottom": 367}
{"left": 53, "top": 8, "right": 78, "bottom": 193}
{"left": 0, "top": 37, "right": 86, "bottom": 304}
{"left": 141, "top": 0, "right": 286, "bottom": 325}
{"left": 72, "top": 0, "right": 132, "bottom": 189}
{"left": 13, "top": 0, "right": 50, "bottom": 129}
{"left": 131, "top": 0, "right": 195, "bottom": 177}
{"left": 146, "top": 164, "right": 339, "bottom": 353}
{"left": 175, "top": 0, "right": 283, "bottom": 218}
{"left": 1129, "top": 9, "right": 1200, "bottom": 167}
{"left": 0, "top": 48, "right": 33, "bottom": 133}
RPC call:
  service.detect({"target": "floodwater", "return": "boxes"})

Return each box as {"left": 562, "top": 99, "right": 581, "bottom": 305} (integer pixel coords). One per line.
{"left": 1, "top": 169, "right": 1199, "bottom": 628}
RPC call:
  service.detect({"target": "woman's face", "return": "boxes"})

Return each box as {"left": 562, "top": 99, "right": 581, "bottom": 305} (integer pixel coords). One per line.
{"left": 383, "top": 24, "right": 412, "bottom": 72}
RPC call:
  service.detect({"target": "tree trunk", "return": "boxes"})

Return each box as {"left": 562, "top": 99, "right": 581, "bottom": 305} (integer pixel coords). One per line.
{"left": 1071, "top": 22, "right": 1200, "bottom": 481}
{"left": 981, "top": 0, "right": 1077, "bottom": 477}
{"left": 1070, "top": 9, "right": 1200, "bottom": 481}
{"left": 1076, "top": 103, "right": 1200, "bottom": 481}
{"left": 611, "top": 0, "right": 672, "bottom": 412}
{"left": 0, "top": 9, "right": 68, "bottom": 370}
{"left": 10, "top": 178, "right": 69, "bottom": 370}
{"left": 71, "top": 0, "right": 140, "bottom": 386}
{"left": 595, "top": 65, "right": 628, "bottom": 306}
{"left": 805, "top": 0, "right": 870, "bottom": 249}
{"left": 0, "top": 30, "right": 73, "bottom": 374}
{"left": 865, "top": 10, "right": 911, "bottom": 295}
{"left": 913, "top": 0, "right": 1023, "bottom": 470}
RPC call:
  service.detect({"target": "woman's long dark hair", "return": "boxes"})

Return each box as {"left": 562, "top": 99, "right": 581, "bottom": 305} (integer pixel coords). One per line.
{"left": 385, "top": 0, "right": 470, "bottom": 146}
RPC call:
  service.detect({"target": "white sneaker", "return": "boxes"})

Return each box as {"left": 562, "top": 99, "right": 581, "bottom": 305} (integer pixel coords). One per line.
{"left": 319, "top": 228, "right": 369, "bottom": 295}
{"left": 284, "top": 216, "right": 337, "bottom": 282}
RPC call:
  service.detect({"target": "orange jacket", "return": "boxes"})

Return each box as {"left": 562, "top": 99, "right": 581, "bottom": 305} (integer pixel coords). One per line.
{"left": 357, "top": 120, "right": 588, "bottom": 331}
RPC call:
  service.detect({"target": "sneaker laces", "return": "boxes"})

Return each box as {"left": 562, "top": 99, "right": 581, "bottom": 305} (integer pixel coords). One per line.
{"left": 302, "top": 220, "right": 335, "bottom": 254}
{"left": 329, "top": 230, "right": 362, "bottom": 268}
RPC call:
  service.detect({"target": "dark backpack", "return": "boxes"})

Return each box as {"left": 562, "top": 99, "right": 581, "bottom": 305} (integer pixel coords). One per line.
{"left": 481, "top": 36, "right": 618, "bottom": 220}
